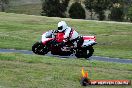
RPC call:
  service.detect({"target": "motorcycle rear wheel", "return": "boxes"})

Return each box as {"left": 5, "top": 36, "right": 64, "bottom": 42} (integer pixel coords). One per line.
{"left": 75, "top": 46, "right": 94, "bottom": 58}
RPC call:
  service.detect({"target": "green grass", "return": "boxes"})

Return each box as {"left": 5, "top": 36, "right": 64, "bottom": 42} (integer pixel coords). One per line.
{"left": 6, "top": 4, "right": 42, "bottom": 15}
{"left": 0, "top": 12, "right": 132, "bottom": 59}
{"left": 0, "top": 53, "right": 132, "bottom": 88}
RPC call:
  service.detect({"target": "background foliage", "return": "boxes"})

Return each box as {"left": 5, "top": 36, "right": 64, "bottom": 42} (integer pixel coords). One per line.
{"left": 41, "top": 0, "right": 70, "bottom": 17}
{"left": 127, "top": 5, "right": 132, "bottom": 22}
{"left": 1, "top": 0, "right": 132, "bottom": 21}
{"left": 69, "top": 2, "right": 86, "bottom": 19}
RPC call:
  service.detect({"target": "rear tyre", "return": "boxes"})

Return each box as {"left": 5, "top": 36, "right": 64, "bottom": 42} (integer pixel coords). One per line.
{"left": 32, "top": 42, "right": 49, "bottom": 55}
{"left": 85, "top": 46, "right": 94, "bottom": 58}
{"left": 75, "top": 46, "right": 94, "bottom": 58}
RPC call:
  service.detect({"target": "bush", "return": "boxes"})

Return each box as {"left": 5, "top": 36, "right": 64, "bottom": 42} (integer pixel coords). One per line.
{"left": 69, "top": 2, "right": 86, "bottom": 19}
{"left": 127, "top": 5, "right": 132, "bottom": 22}
{"left": 109, "top": 7, "right": 124, "bottom": 21}
{"left": 97, "top": 11, "right": 105, "bottom": 21}
{"left": 41, "top": 0, "right": 69, "bottom": 17}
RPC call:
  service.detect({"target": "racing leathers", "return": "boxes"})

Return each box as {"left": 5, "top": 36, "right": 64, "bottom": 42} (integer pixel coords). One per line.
{"left": 62, "top": 27, "right": 79, "bottom": 47}
{"left": 41, "top": 28, "right": 80, "bottom": 48}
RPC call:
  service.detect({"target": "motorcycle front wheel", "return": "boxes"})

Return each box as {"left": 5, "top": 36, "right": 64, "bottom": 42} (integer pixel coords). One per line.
{"left": 32, "top": 42, "right": 49, "bottom": 55}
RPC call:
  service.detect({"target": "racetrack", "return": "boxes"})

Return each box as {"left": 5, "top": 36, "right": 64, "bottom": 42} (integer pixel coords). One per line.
{"left": 0, "top": 49, "right": 132, "bottom": 64}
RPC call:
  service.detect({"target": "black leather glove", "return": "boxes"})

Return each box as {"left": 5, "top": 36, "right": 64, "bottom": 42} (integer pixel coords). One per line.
{"left": 58, "top": 42, "right": 65, "bottom": 47}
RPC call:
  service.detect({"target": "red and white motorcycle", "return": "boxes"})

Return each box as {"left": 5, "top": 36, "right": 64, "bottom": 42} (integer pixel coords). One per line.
{"left": 32, "top": 30, "right": 97, "bottom": 58}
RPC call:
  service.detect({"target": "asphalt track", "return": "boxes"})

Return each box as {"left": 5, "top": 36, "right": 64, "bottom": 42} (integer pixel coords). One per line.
{"left": 0, "top": 49, "right": 132, "bottom": 64}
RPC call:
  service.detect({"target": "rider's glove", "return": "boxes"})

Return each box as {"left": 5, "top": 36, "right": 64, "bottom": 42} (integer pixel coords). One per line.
{"left": 58, "top": 42, "right": 65, "bottom": 47}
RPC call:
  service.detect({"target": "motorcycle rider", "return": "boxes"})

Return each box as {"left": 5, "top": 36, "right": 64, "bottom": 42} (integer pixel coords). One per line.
{"left": 42, "top": 21, "right": 82, "bottom": 48}
{"left": 57, "top": 21, "right": 80, "bottom": 48}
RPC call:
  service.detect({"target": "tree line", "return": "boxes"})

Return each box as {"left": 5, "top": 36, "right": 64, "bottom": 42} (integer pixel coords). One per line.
{"left": 0, "top": 0, "right": 132, "bottom": 22}
{"left": 41, "top": 0, "right": 132, "bottom": 22}
{"left": 0, "top": 0, "right": 9, "bottom": 12}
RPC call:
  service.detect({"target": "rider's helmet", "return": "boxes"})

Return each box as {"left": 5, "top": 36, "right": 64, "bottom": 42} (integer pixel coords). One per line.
{"left": 57, "top": 21, "right": 68, "bottom": 32}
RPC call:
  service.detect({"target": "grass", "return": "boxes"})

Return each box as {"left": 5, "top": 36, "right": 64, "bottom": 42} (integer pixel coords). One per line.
{"left": 0, "top": 53, "right": 132, "bottom": 88}
{"left": 0, "top": 12, "right": 132, "bottom": 59}
{"left": 6, "top": 4, "right": 42, "bottom": 15}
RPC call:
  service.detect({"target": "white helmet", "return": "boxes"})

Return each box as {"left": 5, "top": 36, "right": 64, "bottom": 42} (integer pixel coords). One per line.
{"left": 57, "top": 21, "right": 68, "bottom": 32}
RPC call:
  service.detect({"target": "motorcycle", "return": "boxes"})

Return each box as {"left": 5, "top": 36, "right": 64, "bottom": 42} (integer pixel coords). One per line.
{"left": 32, "top": 30, "right": 97, "bottom": 59}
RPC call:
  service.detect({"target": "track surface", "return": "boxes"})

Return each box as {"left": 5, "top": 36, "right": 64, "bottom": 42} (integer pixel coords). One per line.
{"left": 0, "top": 49, "right": 132, "bottom": 64}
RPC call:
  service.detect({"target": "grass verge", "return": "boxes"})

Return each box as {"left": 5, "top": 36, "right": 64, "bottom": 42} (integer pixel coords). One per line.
{"left": 0, "top": 53, "right": 132, "bottom": 88}
{"left": 6, "top": 4, "right": 42, "bottom": 15}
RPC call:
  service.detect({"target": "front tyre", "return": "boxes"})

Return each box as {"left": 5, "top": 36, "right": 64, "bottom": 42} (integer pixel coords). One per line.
{"left": 75, "top": 46, "right": 94, "bottom": 58}
{"left": 32, "top": 42, "right": 49, "bottom": 55}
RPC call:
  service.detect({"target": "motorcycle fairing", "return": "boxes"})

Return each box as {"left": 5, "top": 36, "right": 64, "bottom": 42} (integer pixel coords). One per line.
{"left": 41, "top": 33, "right": 54, "bottom": 45}
{"left": 82, "top": 36, "right": 96, "bottom": 47}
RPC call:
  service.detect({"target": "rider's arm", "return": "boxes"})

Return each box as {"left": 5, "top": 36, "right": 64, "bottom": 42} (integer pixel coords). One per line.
{"left": 41, "top": 30, "right": 53, "bottom": 42}
{"left": 63, "top": 27, "right": 72, "bottom": 42}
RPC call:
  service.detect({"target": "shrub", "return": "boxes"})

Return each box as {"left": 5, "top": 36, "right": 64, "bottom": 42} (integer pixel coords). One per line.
{"left": 97, "top": 11, "right": 105, "bottom": 21}
{"left": 41, "top": 0, "right": 69, "bottom": 17}
{"left": 127, "top": 5, "right": 132, "bottom": 22}
{"left": 69, "top": 2, "right": 86, "bottom": 19}
{"left": 109, "top": 7, "right": 124, "bottom": 21}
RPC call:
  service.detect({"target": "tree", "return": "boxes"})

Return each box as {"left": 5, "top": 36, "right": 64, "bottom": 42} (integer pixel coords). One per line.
{"left": 0, "top": 0, "right": 9, "bottom": 12}
{"left": 97, "top": 11, "right": 105, "bottom": 21}
{"left": 41, "top": 0, "right": 70, "bottom": 17}
{"left": 84, "top": 0, "right": 95, "bottom": 20}
{"left": 84, "top": 0, "right": 111, "bottom": 20}
{"left": 69, "top": 2, "right": 86, "bottom": 19}
{"left": 109, "top": 6, "right": 124, "bottom": 21}
{"left": 124, "top": 0, "right": 132, "bottom": 5}
{"left": 109, "top": 0, "right": 125, "bottom": 21}
{"left": 93, "top": 0, "right": 111, "bottom": 21}
{"left": 127, "top": 5, "right": 132, "bottom": 22}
